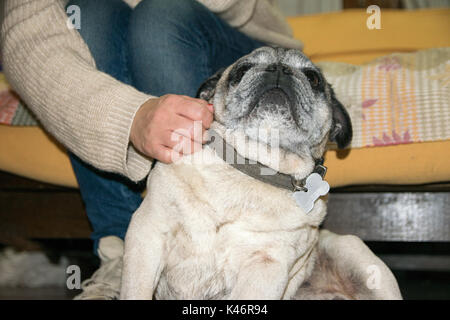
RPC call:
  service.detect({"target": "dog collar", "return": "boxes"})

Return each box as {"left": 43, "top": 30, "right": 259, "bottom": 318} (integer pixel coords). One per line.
{"left": 205, "top": 129, "right": 328, "bottom": 192}
{"left": 206, "top": 129, "right": 330, "bottom": 213}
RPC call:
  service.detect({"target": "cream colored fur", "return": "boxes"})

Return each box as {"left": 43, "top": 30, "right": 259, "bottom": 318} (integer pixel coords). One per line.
{"left": 121, "top": 135, "right": 325, "bottom": 299}
{"left": 120, "top": 129, "right": 401, "bottom": 299}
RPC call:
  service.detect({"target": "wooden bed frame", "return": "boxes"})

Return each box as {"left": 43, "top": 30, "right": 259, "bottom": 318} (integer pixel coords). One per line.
{"left": 1, "top": 170, "right": 449, "bottom": 272}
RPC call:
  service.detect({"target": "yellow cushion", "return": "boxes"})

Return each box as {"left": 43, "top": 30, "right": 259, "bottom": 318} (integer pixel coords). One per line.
{"left": 325, "top": 141, "right": 450, "bottom": 187}
{"left": 0, "top": 125, "right": 77, "bottom": 188}
{"left": 287, "top": 8, "right": 450, "bottom": 64}
{"left": 2, "top": 125, "right": 449, "bottom": 188}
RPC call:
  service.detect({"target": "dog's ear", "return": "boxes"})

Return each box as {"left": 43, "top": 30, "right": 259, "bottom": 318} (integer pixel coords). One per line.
{"left": 196, "top": 68, "right": 226, "bottom": 101}
{"left": 294, "top": 230, "right": 402, "bottom": 300}
{"left": 329, "top": 87, "right": 352, "bottom": 149}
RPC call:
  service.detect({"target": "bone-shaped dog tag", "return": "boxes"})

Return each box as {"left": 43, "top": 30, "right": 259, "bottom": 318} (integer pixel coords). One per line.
{"left": 293, "top": 173, "right": 330, "bottom": 214}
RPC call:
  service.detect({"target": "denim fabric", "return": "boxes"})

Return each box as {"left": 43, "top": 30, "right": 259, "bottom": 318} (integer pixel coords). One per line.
{"left": 66, "top": 0, "right": 264, "bottom": 254}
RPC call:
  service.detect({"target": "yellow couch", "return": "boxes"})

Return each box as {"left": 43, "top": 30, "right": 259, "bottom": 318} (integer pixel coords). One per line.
{"left": 0, "top": 8, "right": 449, "bottom": 188}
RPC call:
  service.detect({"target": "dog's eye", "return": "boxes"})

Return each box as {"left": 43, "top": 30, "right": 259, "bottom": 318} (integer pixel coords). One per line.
{"left": 229, "top": 63, "right": 253, "bottom": 86}
{"left": 304, "top": 69, "right": 322, "bottom": 90}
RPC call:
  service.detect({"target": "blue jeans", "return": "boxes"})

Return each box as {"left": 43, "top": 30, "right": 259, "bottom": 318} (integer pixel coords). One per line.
{"left": 67, "top": 0, "right": 264, "bottom": 254}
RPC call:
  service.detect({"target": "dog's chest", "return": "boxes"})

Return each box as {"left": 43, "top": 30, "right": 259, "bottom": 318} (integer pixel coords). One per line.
{"left": 149, "top": 162, "right": 326, "bottom": 299}
{"left": 154, "top": 203, "right": 321, "bottom": 300}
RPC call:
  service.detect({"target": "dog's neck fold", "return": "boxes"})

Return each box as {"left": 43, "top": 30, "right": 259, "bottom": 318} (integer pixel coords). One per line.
{"left": 206, "top": 122, "right": 323, "bottom": 189}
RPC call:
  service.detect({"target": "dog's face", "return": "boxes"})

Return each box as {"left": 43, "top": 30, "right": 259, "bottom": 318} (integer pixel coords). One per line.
{"left": 197, "top": 47, "right": 352, "bottom": 160}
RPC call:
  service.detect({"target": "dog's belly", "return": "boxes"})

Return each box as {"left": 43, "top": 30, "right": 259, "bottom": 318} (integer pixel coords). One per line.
{"left": 154, "top": 224, "right": 233, "bottom": 300}
{"left": 152, "top": 217, "right": 317, "bottom": 300}
{"left": 154, "top": 258, "right": 227, "bottom": 300}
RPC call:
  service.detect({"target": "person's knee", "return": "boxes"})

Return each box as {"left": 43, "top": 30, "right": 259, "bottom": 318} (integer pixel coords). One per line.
{"left": 67, "top": 0, "right": 129, "bottom": 13}
{"left": 67, "top": 0, "right": 131, "bottom": 41}
{"left": 133, "top": 0, "right": 200, "bottom": 23}
{"left": 130, "top": 0, "right": 206, "bottom": 46}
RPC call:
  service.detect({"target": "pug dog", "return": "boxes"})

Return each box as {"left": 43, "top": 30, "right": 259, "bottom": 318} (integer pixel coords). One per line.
{"left": 121, "top": 47, "right": 402, "bottom": 300}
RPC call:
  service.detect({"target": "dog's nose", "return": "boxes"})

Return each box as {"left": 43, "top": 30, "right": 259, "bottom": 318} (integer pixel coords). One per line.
{"left": 265, "top": 63, "right": 293, "bottom": 75}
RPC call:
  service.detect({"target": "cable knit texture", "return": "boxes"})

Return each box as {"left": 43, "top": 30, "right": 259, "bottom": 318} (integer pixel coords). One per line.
{"left": 0, "top": 0, "right": 302, "bottom": 181}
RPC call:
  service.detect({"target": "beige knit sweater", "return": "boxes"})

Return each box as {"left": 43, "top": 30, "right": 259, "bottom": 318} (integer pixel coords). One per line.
{"left": 0, "top": 0, "right": 302, "bottom": 182}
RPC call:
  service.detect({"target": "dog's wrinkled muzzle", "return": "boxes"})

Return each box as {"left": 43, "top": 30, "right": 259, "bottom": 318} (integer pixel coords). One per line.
{"left": 259, "top": 63, "right": 297, "bottom": 104}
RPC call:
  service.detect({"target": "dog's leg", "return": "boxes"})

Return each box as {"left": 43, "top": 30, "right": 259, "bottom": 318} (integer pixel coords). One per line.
{"left": 293, "top": 230, "right": 402, "bottom": 300}
{"left": 120, "top": 210, "right": 165, "bottom": 300}
{"left": 228, "top": 254, "right": 289, "bottom": 300}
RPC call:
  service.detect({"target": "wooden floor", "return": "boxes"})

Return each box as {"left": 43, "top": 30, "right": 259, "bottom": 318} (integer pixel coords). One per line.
{"left": 0, "top": 287, "right": 78, "bottom": 300}
{"left": 0, "top": 239, "right": 449, "bottom": 300}
{"left": 0, "top": 269, "right": 449, "bottom": 300}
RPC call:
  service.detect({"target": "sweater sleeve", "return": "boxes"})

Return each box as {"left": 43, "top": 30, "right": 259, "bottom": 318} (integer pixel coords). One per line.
{"left": 0, "top": 0, "right": 153, "bottom": 182}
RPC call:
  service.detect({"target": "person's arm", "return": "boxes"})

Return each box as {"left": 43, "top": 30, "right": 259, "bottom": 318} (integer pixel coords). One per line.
{"left": 1, "top": 0, "right": 153, "bottom": 181}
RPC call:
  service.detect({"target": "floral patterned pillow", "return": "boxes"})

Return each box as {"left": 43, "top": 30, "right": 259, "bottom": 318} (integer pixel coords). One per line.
{"left": 319, "top": 47, "right": 450, "bottom": 149}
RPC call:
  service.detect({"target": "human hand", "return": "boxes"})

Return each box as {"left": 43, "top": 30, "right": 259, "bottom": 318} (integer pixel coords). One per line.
{"left": 130, "top": 94, "right": 214, "bottom": 163}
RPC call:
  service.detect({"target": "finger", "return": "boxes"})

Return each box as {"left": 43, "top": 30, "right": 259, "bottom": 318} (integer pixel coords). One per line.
{"left": 178, "top": 95, "right": 209, "bottom": 104}
{"left": 153, "top": 144, "right": 183, "bottom": 164}
{"left": 162, "top": 131, "right": 203, "bottom": 155}
{"left": 174, "top": 100, "right": 213, "bottom": 128}
{"left": 183, "top": 97, "right": 214, "bottom": 114}
{"left": 169, "top": 114, "right": 206, "bottom": 143}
